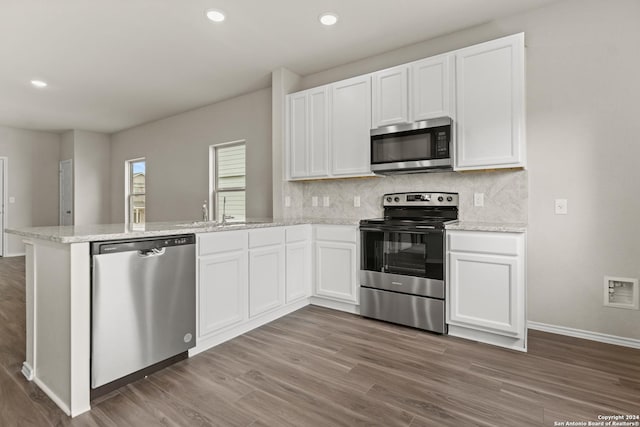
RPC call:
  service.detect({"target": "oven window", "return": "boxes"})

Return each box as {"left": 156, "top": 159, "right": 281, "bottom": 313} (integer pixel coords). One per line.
{"left": 361, "top": 230, "right": 385, "bottom": 272}
{"left": 386, "top": 231, "right": 443, "bottom": 279}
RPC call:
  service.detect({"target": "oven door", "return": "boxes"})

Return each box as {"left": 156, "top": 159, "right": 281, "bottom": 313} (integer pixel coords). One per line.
{"left": 360, "top": 225, "right": 445, "bottom": 298}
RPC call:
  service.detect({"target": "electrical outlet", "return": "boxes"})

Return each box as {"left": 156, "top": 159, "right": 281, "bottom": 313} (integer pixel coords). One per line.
{"left": 311, "top": 196, "right": 318, "bottom": 207}
{"left": 354, "top": 196, "right": 361, "bottom": 207}
{"left": 555, "top": 199, "right": 568, "bottom": 215}
{"left": 284, "top": 196, "right": 291, "bottom": 208}
{"left": 323, "top": 196, "right": 330, "bottom": 207}
{"left": 474, "top": 193, "right": 484, "bottom": 207}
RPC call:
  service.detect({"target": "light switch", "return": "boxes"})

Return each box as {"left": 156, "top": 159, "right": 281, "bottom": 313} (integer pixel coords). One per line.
{"left": 311, "top": 196, "right": 318, "bottom": 207}
{"left": 474, "top": 193, "right": 484, "bottom": 207}
{"left": 284, "top": 196, "right": 291, "bottom": 208}
{"left": 354, "top": 196, "right": 361, "bottom": 208}
{"left": 323, "top": 196, "right": 330, "bottom": 207}
{"left": 9, "top": 196, "right": 15, "bottom": 204}
{"left": 555, "top": 199, "right": 568, "bottom": 215}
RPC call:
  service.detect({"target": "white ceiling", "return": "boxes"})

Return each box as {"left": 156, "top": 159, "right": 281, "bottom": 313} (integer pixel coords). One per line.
{"left": 0, "top": 0, "right": 557, "bottom": 134}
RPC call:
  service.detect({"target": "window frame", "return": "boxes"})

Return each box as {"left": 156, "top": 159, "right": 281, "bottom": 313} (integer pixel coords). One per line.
{"left": 125, "top": 157, "right": 146, "bottom": 224}
{"left": 209, "top": 140, "right": 246, "bottom": 222}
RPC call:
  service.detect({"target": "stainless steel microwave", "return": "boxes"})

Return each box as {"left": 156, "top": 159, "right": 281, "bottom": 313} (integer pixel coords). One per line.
{"left": 370, "top": 117, "right": 452, "bottom": 174}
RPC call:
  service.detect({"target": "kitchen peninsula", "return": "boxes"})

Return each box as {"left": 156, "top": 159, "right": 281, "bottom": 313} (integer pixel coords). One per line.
{"left": 6, "top": 219, "right": 359, "bottom": 417}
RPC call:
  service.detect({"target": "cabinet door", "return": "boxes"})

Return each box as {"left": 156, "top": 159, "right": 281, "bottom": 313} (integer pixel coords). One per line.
{"left": 287, "top": 92, "right": 308, "bottom": 179}
{"left": 314, "top": 241, "right": 358, "bottom": 303}
{"left": 330, "top": 75, "right": 372, "bottom": 176}
{"left": 448, "top": 251, "right": 521, "bottom": 336}
{"left": 454, "top": 33, "right": 525, "bottom": 170}
{"left": 308, "top": 87, "right": 330, "bottom": 177}
{"left": 411, "top": 54, "right": 453, "bottom": 121}
{"left": 372, "top": 66, "right": 409, "bottom": 128}
{"left": 286, "top": 241, "right": 311, "bottom": 303}
{"left": 249, "top": 245, "right": 285, "bottom": 318}
{"left": 198, "top": 251, "right": 247, "bottom": 337}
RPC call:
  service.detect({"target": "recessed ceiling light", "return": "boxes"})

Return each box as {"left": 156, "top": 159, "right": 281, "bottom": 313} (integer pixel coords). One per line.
{"left": 30, "top": 80, "right": 48, "bottom": 88}
{"left": 319, "top": 12, "right": 338, "bottom": 26}
{"left": 205, "top": 9, "right": 226, "bottom": 23}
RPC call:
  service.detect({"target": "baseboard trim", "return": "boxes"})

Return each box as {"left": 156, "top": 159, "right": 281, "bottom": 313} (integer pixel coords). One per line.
{"left": 3, "top": 252, "right": 25, "bottom": 257}
{"left": 310, "top": 297, "right": 360, "bottom": 314}
{"left": 21, "top": 362, "right": 34, "bottom": 380}
{"left": 528, "top": 321, "right": 640, "bottom": 349}
{"left": 33, "top": 377, "right": 71, "bottom": 416}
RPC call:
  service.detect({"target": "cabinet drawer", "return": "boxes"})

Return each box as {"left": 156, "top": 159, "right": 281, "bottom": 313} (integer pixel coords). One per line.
{"left": 447, "top": 230, "right": 522, "bottom": 256}
{"left": 314, "top": 225, "right": 357, "bottom": 243}
{"left": 249, "top": 227, "right": 285, "bottom": 248}
{"left": 286, "top": 225, "right": 311, "bottom": 243}
{"left": 198, "top": 230, "right": 247, "bottom": 256}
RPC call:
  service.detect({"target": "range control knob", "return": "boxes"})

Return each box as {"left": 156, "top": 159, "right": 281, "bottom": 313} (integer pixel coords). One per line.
{"left": 437, "top": 196, "right": 444, "bottom": 202}
{"left": 394, "top": 197, "right": 400, "bottom": 202}
{"left": 386, "top": 196, "right": 392, "bottom": 202}
{"left": 447, "top": 196, "right": 453, "bottom": 202}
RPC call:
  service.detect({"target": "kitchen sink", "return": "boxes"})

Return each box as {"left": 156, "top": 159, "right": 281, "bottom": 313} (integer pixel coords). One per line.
{"left": 175, "top": 221, "right": 218, "bottom": 227}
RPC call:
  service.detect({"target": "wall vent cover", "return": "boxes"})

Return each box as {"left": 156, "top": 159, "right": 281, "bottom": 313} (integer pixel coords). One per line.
{"left": 603, "top": 276, "right": 639, "bottom": 310}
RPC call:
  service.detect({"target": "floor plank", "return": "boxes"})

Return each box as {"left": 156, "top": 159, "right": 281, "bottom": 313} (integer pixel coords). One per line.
{"left": 1, "top": 256, "right": 640, "bottom": 426}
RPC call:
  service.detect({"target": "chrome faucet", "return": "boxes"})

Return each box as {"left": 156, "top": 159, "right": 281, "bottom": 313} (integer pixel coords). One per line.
{"left": 202, "top": 200, "right": 208, "bottom": 221}
{"left": 221, "top": 196, "right": 235, "bottom": 225}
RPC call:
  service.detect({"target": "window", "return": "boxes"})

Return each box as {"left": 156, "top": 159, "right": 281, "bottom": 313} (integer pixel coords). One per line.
{"left": 126, "top": 158, "right": 146, "bottom": 224}
{"left": 210, "top": 141, "right": 245, "bottom": 222}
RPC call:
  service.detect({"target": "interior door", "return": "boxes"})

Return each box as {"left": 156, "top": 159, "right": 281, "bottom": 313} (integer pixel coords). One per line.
{"left": 59, "top": 160, "right": 73, "bottom": 226}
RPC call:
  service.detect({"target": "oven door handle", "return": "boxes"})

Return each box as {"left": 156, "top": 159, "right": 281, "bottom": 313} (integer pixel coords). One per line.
{"left": 360, "top": 226, "right": 442, "bottom": 234}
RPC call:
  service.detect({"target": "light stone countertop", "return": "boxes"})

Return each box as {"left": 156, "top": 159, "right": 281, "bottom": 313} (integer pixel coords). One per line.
{"left": 445, "top": 221, "right": 527, "bottom": 233}
{"left": 5, "top": 218, "right": 360, "bottom": 244}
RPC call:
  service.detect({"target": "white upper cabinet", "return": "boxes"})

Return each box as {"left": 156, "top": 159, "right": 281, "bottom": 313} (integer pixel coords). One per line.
{"left": 286, "top": 76, "right": 371, "bottom": 180}
{"left": 308, "top": 88, "right": 330, "bottom": 177}
{"left": 411, "top": 54, "right": 454, "bottom": 121}
{"left": 288, "top": 92, "right": 308, "bottom": 179}
{"left": 454, "top": 33, "right": 526, "bottom": 170}
{"left": 285, "top": 33, "right": 526, "bottom": 178}
{"left": 331, "top": 75, "right": 372, "bottom": 177}
{"left": 286, "top": 87, "right": 329, "bottom": 180}
{"left": 372, "top": 66, "right": 409, "bottom": 128}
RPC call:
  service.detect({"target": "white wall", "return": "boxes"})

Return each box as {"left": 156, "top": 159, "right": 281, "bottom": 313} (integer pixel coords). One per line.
{"left": 110, "top": 88, "right": 272, "bottom": 223}
{"left": 59, "top": 130, "right": 111, "bottom": 226}
{"left": 0, "top": 125, "right": 60, "bottom": 255}
{"left": 73, "top": 130, "right": 111, "bottom": 225}
{"left": 278, "top": 0, "right": 640, "bottom": 340}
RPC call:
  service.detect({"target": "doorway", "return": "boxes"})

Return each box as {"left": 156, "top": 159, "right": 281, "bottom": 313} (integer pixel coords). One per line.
{"left": 59, "top": 159, "right": 73, "bottom": 226}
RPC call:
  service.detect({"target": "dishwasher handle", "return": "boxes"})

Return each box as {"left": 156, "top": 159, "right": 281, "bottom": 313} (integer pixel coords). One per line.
{"left": 138, "top": 247, "right": 166, "bottom": 258}
{"left": 91, "top": 234, "right": 195, "bottom": 255}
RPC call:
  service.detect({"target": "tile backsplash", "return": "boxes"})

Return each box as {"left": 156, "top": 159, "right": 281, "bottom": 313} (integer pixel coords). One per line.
{"left": 282, "top": 169, "right": 527, "bottom": 223}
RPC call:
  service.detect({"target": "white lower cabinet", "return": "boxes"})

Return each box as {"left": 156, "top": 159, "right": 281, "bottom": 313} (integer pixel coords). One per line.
{"left": 313, "top": 225, "right": 359, "bottom": 304}
{"left": 285, "top": 225, "right": 312, "bottom": 303}
{"left": 197, "top": 231, "right": 248, "bottom": 337}
{"left": 249, "top": 228, "right": 285, "bottom": 318}
{"left": 446, "top": 229, "right": 526, "bottom": 351}
{"left": 195, "top": 226, "right": 313, "bottom": 353}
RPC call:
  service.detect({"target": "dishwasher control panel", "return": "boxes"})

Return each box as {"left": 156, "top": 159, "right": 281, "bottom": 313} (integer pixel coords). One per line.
{"left": 91, "top": 234, "right": 195, "bottom": 255}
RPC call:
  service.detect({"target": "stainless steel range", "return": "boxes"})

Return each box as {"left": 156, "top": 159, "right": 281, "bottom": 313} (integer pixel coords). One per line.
{"left": 359, "top": 192, "right": 458, "bottom": 333}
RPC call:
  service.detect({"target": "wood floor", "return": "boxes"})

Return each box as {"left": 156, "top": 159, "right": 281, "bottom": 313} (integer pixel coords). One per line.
{"left": 1, "top": 256, "right": 639, "bottom": 426}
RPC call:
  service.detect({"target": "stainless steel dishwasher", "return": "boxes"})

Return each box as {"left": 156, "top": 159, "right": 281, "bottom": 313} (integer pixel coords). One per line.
{"left": 90, "top": 234, "right": 196, "bottom": 390}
